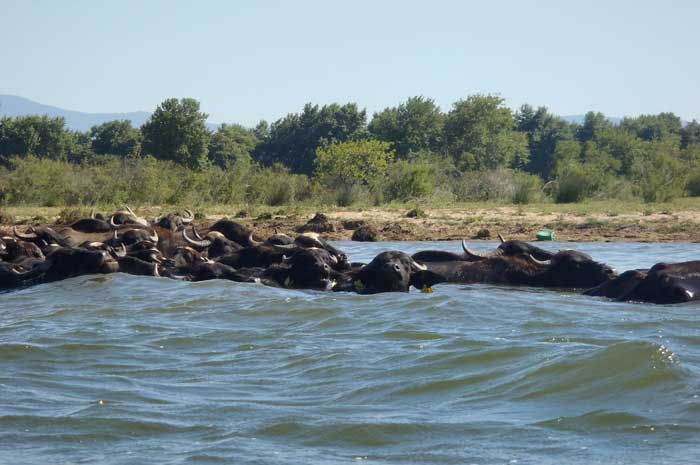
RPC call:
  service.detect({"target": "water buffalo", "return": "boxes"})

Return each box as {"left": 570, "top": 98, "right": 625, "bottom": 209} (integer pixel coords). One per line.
{"left": 70, "top": 210, "right": 114, "bottom": 233}
{"left": 416, "top": 247, "right": 615, "bottom": 289}
{"left": 0, "top": 261, "right": 47, "bottom": 289}
{"left": 208, "top": 220, "right": 257, "bottom": 247}
{"left": 152, "top": 209, "right": 195, "bottom": 231}
{"left": 584, "top": 261, "right": 700, "bottom": 304}
{"left": 182, "top": 227, "right": 243, "bottom": 259}
{"left": 42, "top": 247, "right": 119, "bottom": 281}
{"left": 116, "top": 255, "right": 161, "bottom": 277}
{"left": 333, "top": 251, "right": 444, "bottom": 294}
{"left": 413, "top": 236, "right": 554, "bottom": 264}
{"left": 108, "top": 206, "right": 149, "bottom": 228}
{"left": 14, "top": 226, "right": 72, "bottom": 248}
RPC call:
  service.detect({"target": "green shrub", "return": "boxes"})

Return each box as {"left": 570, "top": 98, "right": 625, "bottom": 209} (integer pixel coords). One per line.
{"left": 687, "top": 170, "right": 700, "bottom": 197}
{"left": 512, "top": 172, "right": 543, "bottom": 204}
{"left": 384, "top": 159, "right": 435, "bottom": 201}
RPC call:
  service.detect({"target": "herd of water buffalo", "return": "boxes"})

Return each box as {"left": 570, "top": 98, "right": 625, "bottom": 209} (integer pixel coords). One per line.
{"left": 1, "top": 207, "right": 699, "bottom": 304}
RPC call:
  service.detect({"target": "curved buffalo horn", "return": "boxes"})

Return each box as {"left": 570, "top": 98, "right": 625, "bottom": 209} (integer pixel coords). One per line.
{"left": 110, "top": 215, "right": 120, "bottom": 228}
{"left": 272, "top": 243, "right": 295, "bottom": 250}
{"left": 498, "top": 233, "right": 506, "bottom": 243}
{"left": 193, "top": 227, "right": 204, "bottom": 240}
{"left": 527, "top": 254, "right": 552, "bottom": 266}
{"left": 89, "top": 208, "right": 95, "bottom": 219}
{"left": 182, "top": 209, "right": 194, "bottom": 224}
{"left": 461, "top": 240, "right": 502, "bottom": 259}
{"left": 13, "top": 226, "right": 38, "bottom": 240}
{"left": 248, "top": 233, "right": 262, "bottom": 247}
{"left": 113, "top": 230, "right": 119, "bottom": 241}
{"left": 183, "top": 227, "right": 210, "bottom": 248}
{"left": 126, "top": 205, "right": 136, "bottom": 216}
{"left": 149, "top": 230, "right": 159, "bottom": 243}
{"left": 411, "top": 259, "right": 428, "bottom": 271}
{"left": 118, "top": 244, "right": 127, "bottom": 257}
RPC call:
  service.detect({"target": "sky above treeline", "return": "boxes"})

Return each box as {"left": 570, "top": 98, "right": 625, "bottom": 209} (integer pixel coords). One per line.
{"left": 1, "top": 0, "right": 698, "bottom": 126}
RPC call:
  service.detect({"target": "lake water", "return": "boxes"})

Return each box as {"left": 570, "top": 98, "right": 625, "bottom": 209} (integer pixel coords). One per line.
{"left": 2, "top": 241, "right": 700, "bottom": 464}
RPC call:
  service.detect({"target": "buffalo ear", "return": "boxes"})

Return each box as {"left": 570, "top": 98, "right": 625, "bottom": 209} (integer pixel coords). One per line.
{"left": 410, "top": 270, "right": 446, "bottom": 291}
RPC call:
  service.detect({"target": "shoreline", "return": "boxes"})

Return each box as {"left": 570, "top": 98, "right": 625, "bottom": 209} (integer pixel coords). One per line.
{"left": 3, "top": 203, "right": 700, "bottom": 243}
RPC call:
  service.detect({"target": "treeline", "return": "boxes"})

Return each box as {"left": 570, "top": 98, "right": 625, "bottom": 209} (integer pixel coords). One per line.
{"left": 1, "top": 95, "right": 699, "bottom": 207}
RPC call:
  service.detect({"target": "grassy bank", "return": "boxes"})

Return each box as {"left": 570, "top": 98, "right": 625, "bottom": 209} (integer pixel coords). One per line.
{"left": 3, "top": 198, "right": 700, "bottom": 242}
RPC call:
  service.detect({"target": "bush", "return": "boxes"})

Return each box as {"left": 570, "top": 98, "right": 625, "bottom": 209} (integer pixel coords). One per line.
{"left": 511, "top": 172, "right": 543, "bottom": 204}
{"left": 632, "top": 152, "right": 686, "bottom": 203}
{"left": 555, "top": 165, "right": 589, "bottom": 203}
{"left": 383, "top": 159, "right": 435, "bottom": 201}
{"left": 687, "top": 170, "right": 700, "bottom": 197}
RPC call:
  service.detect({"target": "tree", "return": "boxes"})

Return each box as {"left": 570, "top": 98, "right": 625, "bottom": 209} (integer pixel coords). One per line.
{"left": 620, "top": 113, "right": 683, "bottom": 142}
{"left": 443, "top": 94, "right": 529, "bottom": 170}
{"left": 368, "top": 96, "right": 444, "bottom": 158}
{"left": 208, "top": 123, "right": 257, "bottom": 168}
{"left": 254, "top": 102, "right": 367, "bottom": 175}
{"left": 632, "top": 140, "right": 686, "bottom": 202}
{"left": 141, "top": 98, "right": 210, "bottom": 169}
{"left": 90, "top": 120, "right": 141, "bottom": 156}
{"left": 0, "top": 115, "right": 75, "bottom": 164}
{"left": 576, "top": 111, "right": 612, "bottom": 143}
{"left": 315, "top": 139, "right": 394, "bottom": 189}
{"left": 682, "top": 120, "right": 700, "bottom": 149}
{"left": 515, "top": 104, "right": 575, "bottom": 178}
{"left": 593, "top": 127, "right": 643, "bottom": 176}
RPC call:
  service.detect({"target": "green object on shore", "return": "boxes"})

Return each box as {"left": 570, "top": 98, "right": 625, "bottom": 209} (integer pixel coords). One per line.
{"left": 536, "top": 230, "right": 555, "bottom": 241}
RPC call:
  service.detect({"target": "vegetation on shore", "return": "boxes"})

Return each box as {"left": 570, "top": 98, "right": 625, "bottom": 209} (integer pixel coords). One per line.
{"left": 3, "top": 199, "right": 700, "bottom": 243}
{"left": 0, "top": 95, "right": 699, "bottom": 211}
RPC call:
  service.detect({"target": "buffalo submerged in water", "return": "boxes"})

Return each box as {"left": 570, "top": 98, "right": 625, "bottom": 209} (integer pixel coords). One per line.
{"left": 1, "top": 207, "right": 699, "bottom": 304}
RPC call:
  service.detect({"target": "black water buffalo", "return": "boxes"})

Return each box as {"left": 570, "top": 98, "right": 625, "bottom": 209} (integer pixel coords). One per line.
{"left": 109, "top": 206, "right": 149, "bottom": 227}
{"left": 413, "top": 237, "right": 554, "bottom": 264}
{"left": 152, "top": 209, "right": 195, "bottom": 231}
{"left": 208, "top": 220, "right": 257, "bottom": 246}
{"left": 14, "top": 226, "right": 72, "bottom": 248}
{"left": 333, "top": 251, "right": 444, "bottom": 294}
{"left": 70, "top": 213, "right": 113, "bottom": 233}
{"left": 0, "top": 262, "right": 46, "bottom": 289}
{"left": 290, "top": 232, "right": 349, "bottom": 269}
{"left": 182, "top": 227, "right": 243, "bottom": 259}
{"left": 112, "top": 228, "right": 159, "bottom": 247}
{"left": 116, "top": 256, "right": 161, "bottom": 277}
{"left": 417, "top": 247, "right": 615, "bottom": 289}
{"left": 42, "top": 247, "right": 119, "bottom": 281}
{"left": 584, "top": 261, "right": 700, "bottom": 304}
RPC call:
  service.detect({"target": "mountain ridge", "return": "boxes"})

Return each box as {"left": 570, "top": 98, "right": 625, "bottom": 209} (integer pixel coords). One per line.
{"left": 0, "top": 95, "right": 220, "bottom": 131}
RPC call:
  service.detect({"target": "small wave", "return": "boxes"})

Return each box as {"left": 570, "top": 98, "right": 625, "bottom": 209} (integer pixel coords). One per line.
{"left": 0, "top": 343, "right": 50, "bottom": 359}
{"left": 509, "top": 341, "right": 687, "bottom": 402}
{"left": 535, "top": 410, "right": 700, "bottom": 434}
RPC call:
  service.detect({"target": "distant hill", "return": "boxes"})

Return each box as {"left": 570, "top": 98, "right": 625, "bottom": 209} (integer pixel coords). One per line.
{"left": 561, "top": 114, "right": 624, "bottom": 125}
{"left": 0, "top": 95, "right": 219, "bottom": 131}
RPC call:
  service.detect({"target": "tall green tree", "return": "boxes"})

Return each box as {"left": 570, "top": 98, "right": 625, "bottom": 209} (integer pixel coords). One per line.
{"left": 208, "top": 123, "right": 257, "bottom": 168}
{"left": 620, "top": 113, "right": 683, "bottom": 142}
{"left": 682, "top": 120, "right": 700, "bottom": 149}
{"left": 0, "top": 115, "right": 75, "bottom": 164}
{"left": 576, "top": 111, "right": 612, "bottom": 143}
{"left": 443, "top": 94, "right": 528, "bottom": 170}
{"left": 254, "top": 102, "right": 367, "bottom": 175}
{"left": 315, "top": 139, "right": 394, "bottom": 189}
{"left": 368, "top": 96, "right": 444, "bottom": 158}
{"left": 515, "top": 104, "right": 575, "bottom": 178}
{"left": 90, "top": 120, "right": 142, "bottom": 156}
{"left": 141, "top": 98, "right": 210, "bottom": 169}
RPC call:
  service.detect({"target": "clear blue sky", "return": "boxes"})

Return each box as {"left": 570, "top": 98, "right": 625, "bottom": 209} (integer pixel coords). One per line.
{"left": 2, "top": 0, "right": 698, "bottom": 126}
